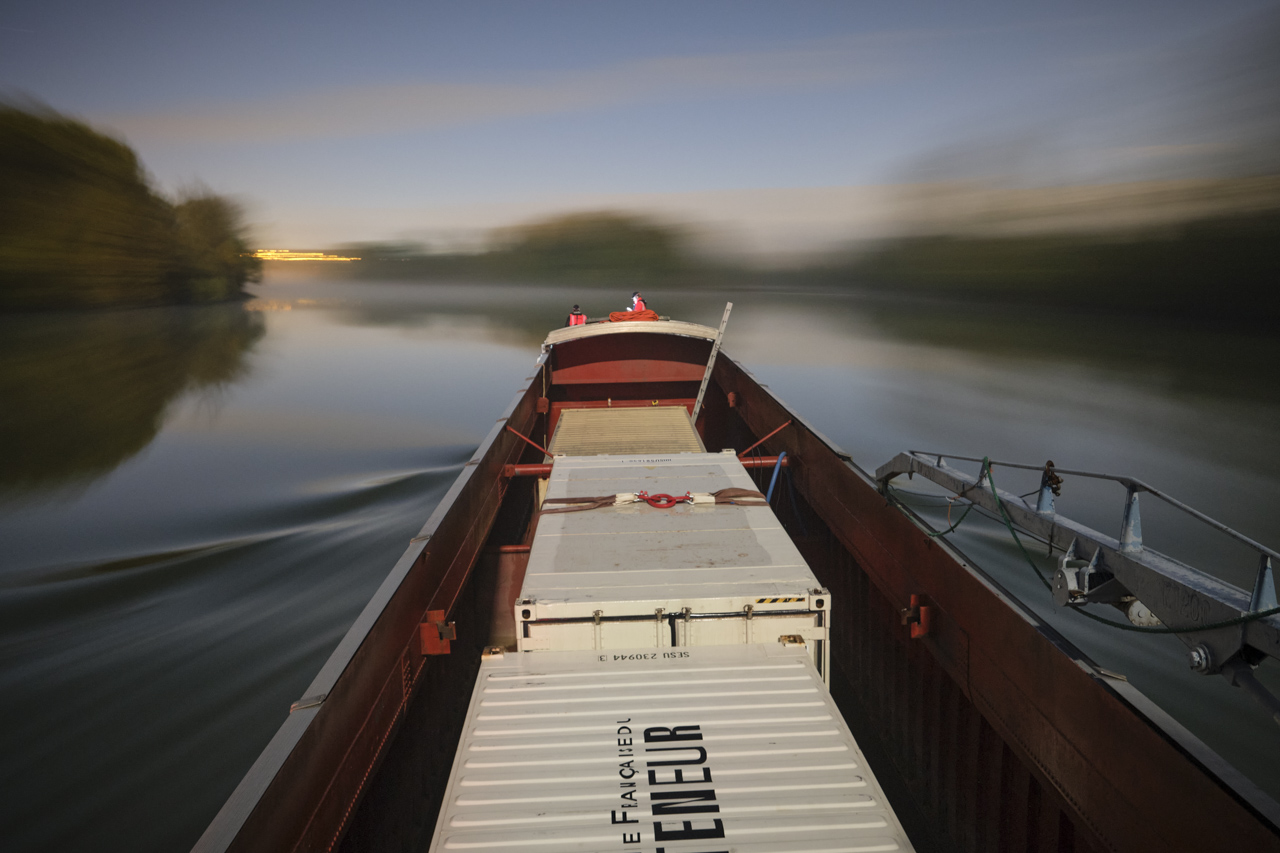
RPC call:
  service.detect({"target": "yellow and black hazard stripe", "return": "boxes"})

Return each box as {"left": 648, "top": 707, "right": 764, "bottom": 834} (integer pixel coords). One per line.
{"left": 754, "top": 596, "right": 806, "bottom": 604}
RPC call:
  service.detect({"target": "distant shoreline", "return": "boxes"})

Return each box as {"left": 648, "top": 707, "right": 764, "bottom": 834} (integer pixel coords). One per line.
{"left": 262, "top": 204, "right": 1280, "bottom": 329}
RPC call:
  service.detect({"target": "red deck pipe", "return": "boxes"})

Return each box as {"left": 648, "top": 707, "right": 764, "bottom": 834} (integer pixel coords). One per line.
{"left": 503, "top": 463, "right": 553, "bottom": 478}
{"left": 505, "top": 426, "right": 552, "bottom": 457}
{"left": 738, "top": 455, "right": 791, "bottom": 470}
{"left": 738, "top": 420, "right": 792, "bottom": 459}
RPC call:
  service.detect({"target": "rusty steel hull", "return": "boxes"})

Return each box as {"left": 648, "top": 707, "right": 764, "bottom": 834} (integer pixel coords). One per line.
{"left": 713, "top": 355, "right": 1280, "bottom": 853}
{"left": 194, "top": 329, "right": 1280, "bottom": 853}
{"left": 192, "top": 354, "right": 551, "bottom": 853}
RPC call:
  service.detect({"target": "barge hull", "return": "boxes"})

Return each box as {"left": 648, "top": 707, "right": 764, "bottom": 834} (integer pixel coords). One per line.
{"left": 713, "top": 354, "right": 1280, "bottom": 852}
{"left": 194, "top": 328, "right": 1280, "bottom": 853}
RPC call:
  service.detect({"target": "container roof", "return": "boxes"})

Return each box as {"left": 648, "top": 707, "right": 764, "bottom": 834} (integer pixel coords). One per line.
{"left": 428, "top": 643, "right": 915, "bottom": 852}
{"left": 521, "top": 452, "right": 817, "bottom": 612}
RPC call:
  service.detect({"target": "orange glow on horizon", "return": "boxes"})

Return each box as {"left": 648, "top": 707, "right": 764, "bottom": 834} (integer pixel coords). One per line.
{"left": 252, "top": 249, "right": 360, "bottom": 262}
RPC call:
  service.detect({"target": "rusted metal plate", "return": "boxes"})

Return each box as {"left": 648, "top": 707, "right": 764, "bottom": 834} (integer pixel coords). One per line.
{"left": 552, "top": 358, "right": 705, "bottom": 385}
{"left": 549, "top": 332, "right": 711, "bottom": 388}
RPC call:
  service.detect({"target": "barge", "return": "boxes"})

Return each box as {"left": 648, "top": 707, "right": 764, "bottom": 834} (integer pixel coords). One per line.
{"left": 194, "top": 314, "right": 1280, "bottom": 852}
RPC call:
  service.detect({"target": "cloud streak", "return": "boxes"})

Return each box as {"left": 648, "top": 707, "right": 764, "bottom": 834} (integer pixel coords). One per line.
{"left": 96, "top": 37, "right": 896, "bottom": 144}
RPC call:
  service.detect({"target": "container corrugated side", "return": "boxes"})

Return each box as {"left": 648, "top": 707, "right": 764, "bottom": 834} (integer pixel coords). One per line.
{"left": 427, "top": 643, "right": 914, "bottom": 852}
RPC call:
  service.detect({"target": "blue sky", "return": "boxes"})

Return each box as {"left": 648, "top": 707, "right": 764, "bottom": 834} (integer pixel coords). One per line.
{"left": 2, "top": 1, "right": 1275, "bottom": 249}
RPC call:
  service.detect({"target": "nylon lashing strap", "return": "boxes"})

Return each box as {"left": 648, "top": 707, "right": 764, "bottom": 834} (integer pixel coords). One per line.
{"left": 540, "top": 487, "right": 768, "bottom": 515}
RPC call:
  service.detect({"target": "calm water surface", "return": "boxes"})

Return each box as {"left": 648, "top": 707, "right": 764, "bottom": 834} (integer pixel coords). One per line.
{"left": 2, "top": 275, "right": 1278, "bottom": 850}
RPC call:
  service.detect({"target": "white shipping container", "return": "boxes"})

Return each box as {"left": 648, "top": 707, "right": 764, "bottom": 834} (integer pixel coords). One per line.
{"left": 428, "top": 642, "right": 916, "bottom": 853}
{"left": 517, "top": 452, "right": 829, "bottom": 677}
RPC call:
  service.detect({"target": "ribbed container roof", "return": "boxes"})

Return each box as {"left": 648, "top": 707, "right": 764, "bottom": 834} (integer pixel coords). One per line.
{"left": 427, "top": 643, "right": 915, "bottom": 852}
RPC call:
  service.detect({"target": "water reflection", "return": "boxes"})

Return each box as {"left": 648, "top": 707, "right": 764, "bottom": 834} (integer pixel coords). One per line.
{"left": 851, "top": 294, "right": 1280, "bottom": 407}
{"left": 0, "top": 304, "right": 264, "bottom": 496}
{"left": 251, "top": 276, "right": 1280, "bottom": 413}
{"left": 330, "top": 281, "right": 581, "bottom": 347}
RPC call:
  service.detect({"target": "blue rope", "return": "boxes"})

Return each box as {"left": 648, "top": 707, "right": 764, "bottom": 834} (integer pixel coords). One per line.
{"left": 766, "top": 452, "right": 786, "bottom": 503}
{"left": 784, "top": 464, "right": 810, "bottom": 536}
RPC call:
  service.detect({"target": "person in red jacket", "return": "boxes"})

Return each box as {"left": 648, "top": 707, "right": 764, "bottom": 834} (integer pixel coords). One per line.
{"left": 628, "top": 292, "right": 646, "bottom": 311}
{"left": 565, "top": 305, "right": 586, "bottom": 326}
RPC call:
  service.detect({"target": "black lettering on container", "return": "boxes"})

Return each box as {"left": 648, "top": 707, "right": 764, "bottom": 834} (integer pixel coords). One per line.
{"left": 644, "top": 746, "right": 707, "bottom": 767}
{"left": 653, "top": 819, "right": 725, "bottom": 841}
{"left": 650, "top": 790, "right": 718, "bottom": 815}
{"left": 648, "top": 767, "right": 713, "bottom": 785}
{"left": 644, "top": 725, "right": 702, "bottom": 744}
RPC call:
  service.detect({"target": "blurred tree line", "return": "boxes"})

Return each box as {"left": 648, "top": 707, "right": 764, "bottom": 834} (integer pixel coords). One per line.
{"left": 487, "top": 211, "right": 687, "bottom": 281}
{"left": 332, "top": 211, "right": 714, "bottom": 285}
{"left": 311, "top": 203, "right": 1280, "bottom": 329}
{"left": 837, "top": 208, "right": 1280, "bottom": 325}
{"left": 0, "top": 105, "right": 261, "bottom": 310}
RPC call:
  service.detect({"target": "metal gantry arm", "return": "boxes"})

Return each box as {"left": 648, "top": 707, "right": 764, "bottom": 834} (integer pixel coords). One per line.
{"left": 691, "top": 302, "right": 732, "bottom": 423}
{"left": 875, "top": 450, "right": 1280, "bottom": 722}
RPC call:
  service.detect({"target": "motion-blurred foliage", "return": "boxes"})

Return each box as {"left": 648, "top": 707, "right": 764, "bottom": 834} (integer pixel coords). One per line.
{"left": 330, "top": 211, "right": 702, "bottom": 285}
{"left": 842, "top": 209, "right": 1280, "bottom": 324}
{"left": 0, "top": 105, "right": 260, "bottom": 310}
{"left": 490, "top": 211, "right": 687, "bottom": 282}
{"left": 172, "top": 194, "right": 263, "bottom": 302}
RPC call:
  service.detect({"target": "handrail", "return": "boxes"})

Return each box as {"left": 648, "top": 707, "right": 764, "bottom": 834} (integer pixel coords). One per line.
{"left": 906, "top": 450, "right": 1280, "bottom": 564}
{"left": 877, "top": 449, "right": 1280, "bottom": 723}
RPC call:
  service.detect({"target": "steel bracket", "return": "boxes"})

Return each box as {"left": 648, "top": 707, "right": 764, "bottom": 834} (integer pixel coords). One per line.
{"left": 420, "top": 609, "right": 456, "bottom": 655}
{"left": 1052, "top": 539, "right": 1132, "bottom": 607}
{"left": 289, "top": 693, "right": 327, "bottom": 713}
{"left": 900, "top": 594, "right": 933, "bottom": 639}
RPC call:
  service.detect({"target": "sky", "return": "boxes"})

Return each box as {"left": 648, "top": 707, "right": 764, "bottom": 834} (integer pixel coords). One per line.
{"left": 2, "top": 0, "right": 1276, "bottom": 254}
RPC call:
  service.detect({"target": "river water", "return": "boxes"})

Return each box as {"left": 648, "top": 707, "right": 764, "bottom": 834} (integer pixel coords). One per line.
{"left": 2, "top": 274, "right": 1278, "bottom": 851}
